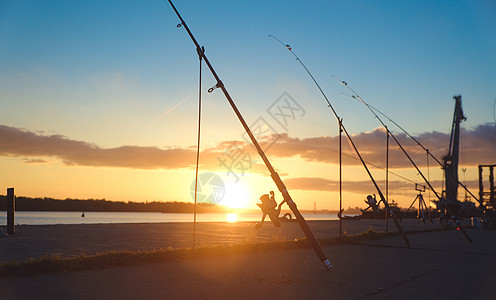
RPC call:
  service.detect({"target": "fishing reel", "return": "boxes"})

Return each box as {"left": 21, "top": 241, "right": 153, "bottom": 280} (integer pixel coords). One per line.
{"left": 255, "top": 191, "right": 285, "bottom": 230}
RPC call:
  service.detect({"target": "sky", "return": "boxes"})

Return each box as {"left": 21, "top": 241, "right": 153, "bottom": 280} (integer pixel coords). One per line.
{"left": 0, "top": 0, "right": 495, "bottom": 211}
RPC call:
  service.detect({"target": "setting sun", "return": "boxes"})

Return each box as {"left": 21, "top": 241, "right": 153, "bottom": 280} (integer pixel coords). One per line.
{"left": 227, "top": 213, "right": 237, "bottom": 223}
{"left": 221, "top": 181, "right": 252, "bottom": 209}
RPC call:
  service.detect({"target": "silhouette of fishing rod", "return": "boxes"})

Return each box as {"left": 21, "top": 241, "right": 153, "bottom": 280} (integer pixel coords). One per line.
{"left": 337, "top": 87, "right": 482, "bottom": 208}
{"left": 269, "top": 35, "right": 411, "bottom": 248}
{"left": 332, "top": 77, "right": 473, "bottom": 243}
{"left": 167, "top": 1, "right": 332, "bottom": 270}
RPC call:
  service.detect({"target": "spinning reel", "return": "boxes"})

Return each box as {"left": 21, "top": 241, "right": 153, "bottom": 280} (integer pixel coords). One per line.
{"left": 255, "top": 191, "right": 286, "bottom": 230}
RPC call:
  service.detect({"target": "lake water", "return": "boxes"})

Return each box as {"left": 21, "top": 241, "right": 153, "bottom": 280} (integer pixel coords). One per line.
{"left": 0, "top": 211, "right": 338, "bottom": 225}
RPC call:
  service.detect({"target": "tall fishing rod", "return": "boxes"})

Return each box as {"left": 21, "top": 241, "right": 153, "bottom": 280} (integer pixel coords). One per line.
{"left": 339, "top": 87, "right": 482, "bottom": 207}
{"left": 167, "top": 1, "right": 332, "bottom": 270}
{"left": 333, "top": 77, "right": 473, "bottom": 243}
{"left": 269, "top": 35, "right": 411, "bottom": 248}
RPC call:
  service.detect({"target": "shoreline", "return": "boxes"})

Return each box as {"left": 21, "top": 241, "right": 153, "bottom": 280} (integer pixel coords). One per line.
{"left": 0, "top": 211, "right": 341, "bottom": 226}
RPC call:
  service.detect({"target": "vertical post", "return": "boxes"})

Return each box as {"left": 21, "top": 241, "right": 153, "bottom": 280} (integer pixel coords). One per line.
{"left": 339, "top": 118, "right": 343, "bottom": 237}
{"left": 490, "top": 166, "right": 495, "bottom": 205}
{"left": 385, "top": 127, "right": 389, "bottom": 233}
{"left": 7, "top": 188, "right": 15, "bottom": 234}
{"left": 426, "top": 151, "right": 431, "bottom": 230}
{"left": 479, "top": 165, "right": 483, "bottom": 205}
{"left": 192, "top": 46, "right": 204, "bottom": 249}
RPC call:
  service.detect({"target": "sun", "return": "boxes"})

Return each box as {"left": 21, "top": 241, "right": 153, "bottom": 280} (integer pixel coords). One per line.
{"left": 227, "top": 213, "right": 237, "bottom": 223}
{"left": 220, "top": 181, "right": 252, "bottom": 209}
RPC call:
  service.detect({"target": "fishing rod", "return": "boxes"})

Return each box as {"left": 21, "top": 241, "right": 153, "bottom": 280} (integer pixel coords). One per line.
{"left": 338, "top": 88, "right": 482, "bottom": 207}
{"left": 167, "top": 1, "right": 332, "bottom": 270}
{"left": 333, "top": 77, "right": 473, "bottom": 243}
{"left": 269, "top": 35, "right": 411, "bottom": 248}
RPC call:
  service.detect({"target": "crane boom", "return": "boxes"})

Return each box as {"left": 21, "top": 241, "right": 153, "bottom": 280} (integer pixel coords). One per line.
{"left": 443, "top": 95, "right": 466, "bottom": 207}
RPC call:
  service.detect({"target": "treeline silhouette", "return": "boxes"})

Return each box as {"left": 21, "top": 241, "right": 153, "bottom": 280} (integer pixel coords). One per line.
{"left": 0, "top": 196, "right": 231, "bottom": 213}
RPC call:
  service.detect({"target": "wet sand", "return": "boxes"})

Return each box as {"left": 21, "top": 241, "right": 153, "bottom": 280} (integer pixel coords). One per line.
{"left": 1, "top": 219, "right": 495, "bottom": 299}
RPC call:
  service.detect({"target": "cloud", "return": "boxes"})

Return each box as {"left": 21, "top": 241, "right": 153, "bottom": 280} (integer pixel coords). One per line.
{"left": 0, "top": 125, "right": 198, "bottom": 169}
{"left": 265, "top": 124, "right": 496, "bottom": 168}
{"left": 0, "top": 123, "right": 494, "bottom": 171}
{"left": 0, "top": 125, "right": 266, "bottom": 174}
{"left": 285, "top": 177, "right": 415, "bottom": 195}
{"left": 23, "top": 158, "right": 49, "bottom": 164}
{"left": 285, "top": 177, "right": 480, "bottom": 197}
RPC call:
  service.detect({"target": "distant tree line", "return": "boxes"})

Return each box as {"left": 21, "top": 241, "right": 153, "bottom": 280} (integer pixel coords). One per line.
{"left": 0, "top": 196, "right": 231, "bottom": 213}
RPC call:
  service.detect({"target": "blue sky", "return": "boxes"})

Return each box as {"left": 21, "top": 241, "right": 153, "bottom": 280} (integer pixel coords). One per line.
{"left": 1, "top": 1, "right": 494, "bottom": 138}
{"left": 0, "top": 0, "right": 494, "bottom": 208}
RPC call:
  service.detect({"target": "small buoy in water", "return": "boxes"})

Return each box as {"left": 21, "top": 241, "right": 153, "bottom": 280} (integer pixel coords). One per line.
{"left": 81, "top": 212, "right": 85, "bottom": 217}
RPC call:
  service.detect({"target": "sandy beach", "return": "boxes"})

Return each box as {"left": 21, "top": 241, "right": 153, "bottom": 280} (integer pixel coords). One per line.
{"left": 1, "top": 219, "right": 495, "bottom": 299}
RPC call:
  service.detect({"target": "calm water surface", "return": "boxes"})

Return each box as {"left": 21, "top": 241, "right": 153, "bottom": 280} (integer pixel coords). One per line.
{"left": 0, "top": 211, "right": 338, "bottom": 225}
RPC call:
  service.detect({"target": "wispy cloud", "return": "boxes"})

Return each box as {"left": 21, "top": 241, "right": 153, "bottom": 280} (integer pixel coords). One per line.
{"left": 22, "top": 158, "right": 50, "bottom": 164}
{"left": 153, "top": 91, "right": 195, "bottom": 123}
